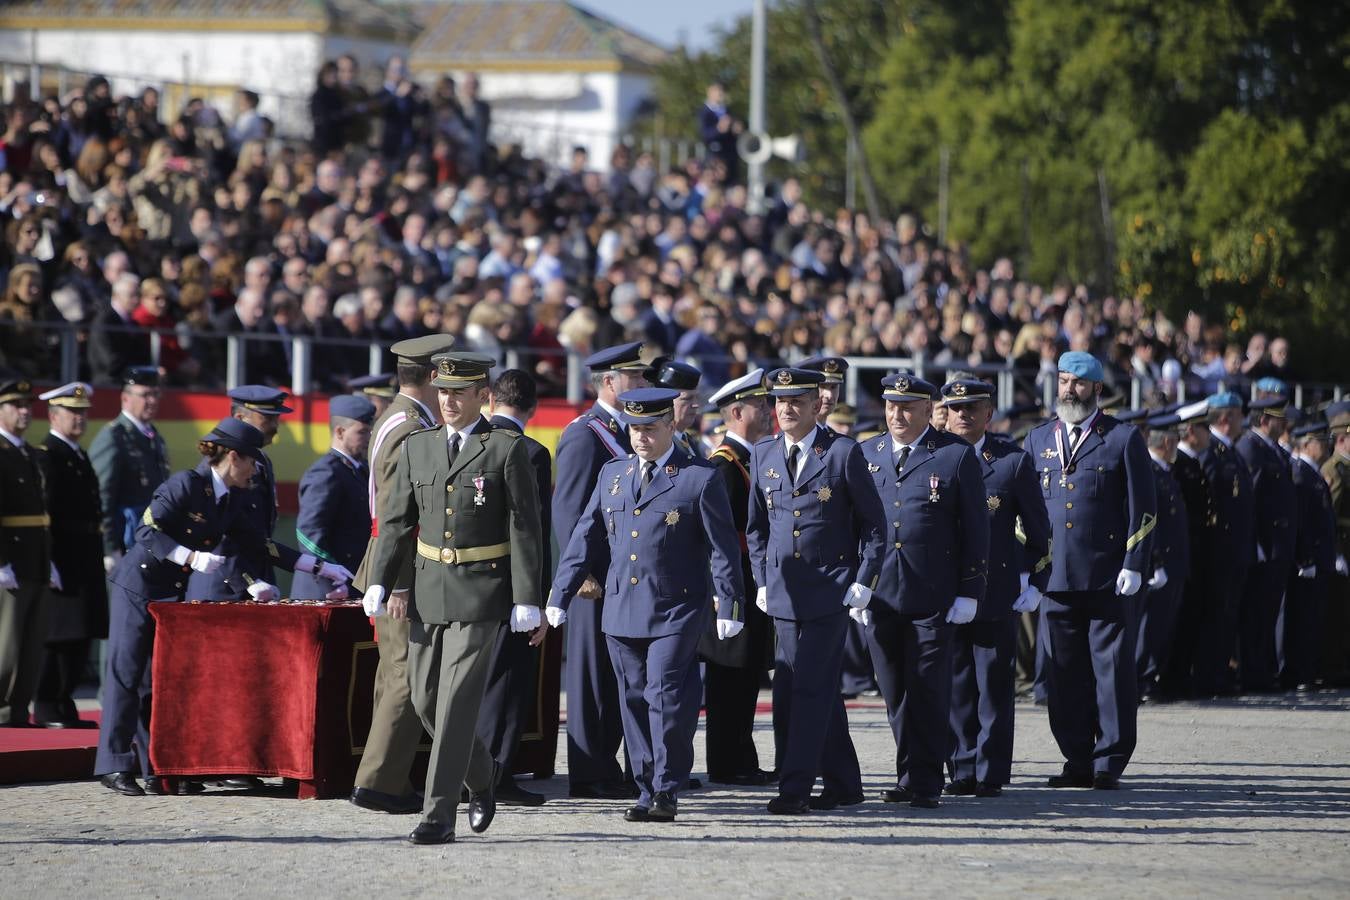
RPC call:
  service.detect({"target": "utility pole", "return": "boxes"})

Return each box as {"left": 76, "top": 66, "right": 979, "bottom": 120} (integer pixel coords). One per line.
{"left": 747, "top": 0, "right": 767, "bottom": 215}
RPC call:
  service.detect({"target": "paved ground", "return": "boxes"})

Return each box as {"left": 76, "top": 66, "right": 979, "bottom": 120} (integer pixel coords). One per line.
{"left": 2, "top": 690, "right": 1349, "bottom": 899}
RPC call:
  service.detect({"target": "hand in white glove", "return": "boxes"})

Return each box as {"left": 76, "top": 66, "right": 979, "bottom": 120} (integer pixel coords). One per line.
{"left": 1148, "top": 567, "right": 1168, "bottom": 589}
{"left": 716, "top": 618, "right": 744, "bottom": 640}
{"left": 511, "top": 604, "right": 541, "bottom": 633}
{"left": 247, "top": 581, "right": 280, "bottom": 602}
{"left": 319, "top": 561, "right": 353, "bottom": 584}
{"left": 545, "top": 606, "right": 566, "bottom": 628}
{"left": 49, "top": 563, "right": 63, "bottom": 592}
{"left": 1297, "top": 565, "right": 1317, "bottom": 580}
{"left": 103, "top": 551, "right": 123, "bottom": 574}
{"left": 362, "top": 584, "right": 388, "bottom": 616}
{"left": 945, "top": 596, "right": 978, "bottom": 624}
{"left": 1256, "top": 543, "right": 1267, "bottom": 563}
{"left": 1337, "top": 555, "right": 1348, "bottom": 577}
{"left": 189, "top": 551, "right": 226, "bottom": 574}
{"left": 842, "top": 582, "right": 872, "bottom": 610}
{"left": 848, "top": 606, "right": 873, "bottom": 628}
{"left": 1012, "top": 584, "right": 1043, "bottom": 613}
{"left": 755, "top": 586, "right": 768, "bottom": 613}
{"left": 0, "top": 564, "right": 17, "bottom": 591}
{"left": 324, "top": 582, "right": 350, "bottom": 601}
{"left": 1115, "top": 568, "right": 1143, "bottom": 597}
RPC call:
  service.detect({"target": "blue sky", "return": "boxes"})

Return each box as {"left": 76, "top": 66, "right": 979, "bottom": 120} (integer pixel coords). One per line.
{"left": 578, "top": 0, "right": 756, "bottom": 51}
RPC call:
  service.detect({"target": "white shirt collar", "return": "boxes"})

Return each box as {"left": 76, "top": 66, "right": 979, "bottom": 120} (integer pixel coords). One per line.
{"left": 1149, "top": 451, "right": 1171, "bottom": 471}
{"left": 891, "top": 425, "right": 932, "bottom": 456}
{"left": 1295, "top": 453, "right": 1318, "bottom": 468}
{"left": 783, "top": 426, "right": 819, "bottom": 456}
{"left": 0, "top": 425, "right": 23, "bottom": 448}
{"left": 596, "top": 398, "right": 624, "bottom": 425}
{"left": 1253, "top": 427, "right": 1279, "bottom": 449}
{"left": 1177, "top": 442, "right": 1199, "bottom": 459}
{"left": 210, "top": 466, "right": 228, "bottom": 502}
{"left": 332, "top": 446, "right": 362, "bottom": 468}
{"left": 723, "top": 431, "right": 754, "bottom": 453}
{"left": 1209, "top": 427, "right": 1233, "bottom": 448}
{"left": 637, "top": 442, "right": 676, "bottom": 471}
{"left": 972, "top": 434, "right": 987, "bottom": 455}
{"left": 121, "top": 410, "right": 154, "bottom": 436}
{"left": 408, "top": 395, "right": 437, "bottom": 426}
{"left": 50, "top": 430, "right": 83, "bottom": 454}
{"left": 496, "top": 412, "right": 526, "bottom": 432}
{"left": 446, "top": 418, "right": 481, "bottom": 445}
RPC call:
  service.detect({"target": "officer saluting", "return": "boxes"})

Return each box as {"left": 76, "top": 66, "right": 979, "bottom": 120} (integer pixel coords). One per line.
{"left": 747, "top": 368, "right": 886, "bottom": 815}
{"left": 1023, "top": 352, "right": 1155, "bottom": 790}
{"left": 290, "top": 395, "right": 376, "bottom": 600}
{"left": 89, "top": 366, "right": 170, "bottom": 573}
{"left": 939, "top": 379, "right": 1050, "bottom": 799}
{"left": 546, "top": 388, "right": 745, "bottom": 823}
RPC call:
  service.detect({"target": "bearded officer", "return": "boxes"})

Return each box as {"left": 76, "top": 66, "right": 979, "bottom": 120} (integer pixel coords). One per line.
{"left": 546, "top": 388, "right": 744, "bottom": 822}
{"left": 939, "top": 379, "right": 1050, "bottom": 798}
{"left": 89, "top": 366, "right": 170, "bottom": 573}
{"left": 362, "top": 351, "right": 543, "bottom": 845}
{"left": 1023, "top": 352, "right": 1155, "bottom": 790}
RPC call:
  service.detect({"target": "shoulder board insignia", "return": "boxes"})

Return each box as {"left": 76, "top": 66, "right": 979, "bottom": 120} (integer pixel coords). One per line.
{"left": 665, "top": 465, "right": 677, "bottom": 475}
{"left": 984, "top": 451, "right": 994, "bottom": 462}
{"left": 927, "top": 441, "right": 936, "bottom": 451}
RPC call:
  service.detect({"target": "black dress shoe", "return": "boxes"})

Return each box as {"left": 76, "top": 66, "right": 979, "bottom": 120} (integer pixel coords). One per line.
{"left": 350, "top": 787, "right": 423, "bottom": 814}
{"left": 709, "top": 769, "right": 777, "bottom": 786}
{"left": 974, "top": 782, "right": 1003, "bottom": 798}
{"left": 910, "top": 795, "right": 941, "bottom": 809}
{"left": 767, "top": 795, "right": 810, "bottom": 815}
{"left": 144, "top": 776, "right": 171, "bottom": 795}
{"left": 100, "top": 772, "right": 144, "bottom": 796}
{"left": 569, "top": 781, "right": 633, "bottom": 800}
{"left": 880, "top": 786, "right": 915, "bottom": 803}
{"left": 1092, "top": 772, "right": 1121, "bottom": 790}
{"left": 468, "top": 783, "right": 496, "bottom": 834}
{"left": 210, "top": 776, "right": 265, "bottom": 790}
{"left": 496, "top": 780, "right": 546, "bottom": 807}
{"left": 648, "top": 791, "right": 677, "bottom": 822}
{"left": 1047, "top": 770, "right": 1094, "bottom": 788}
{"left": 685, "top": 777, "right": 702, "bottom": 791}
{"left": 808, "top": 789, "right": 865, "bottom": 810}
{"left": 39, "top": 718, "right": 97, "bottom": 729}
{"left": 408, "top": 821, "right": 455, "bottom": 845}
{"left": 623, "top": 805, "right": 650, "bottom": 822}
{"left": 944, "top": 777, "right": 978, "bottom": 796}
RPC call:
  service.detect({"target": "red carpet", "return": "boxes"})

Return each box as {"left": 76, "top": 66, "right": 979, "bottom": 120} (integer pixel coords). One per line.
{"left": 0, "top": 711, "right": 100, "bottom": 785}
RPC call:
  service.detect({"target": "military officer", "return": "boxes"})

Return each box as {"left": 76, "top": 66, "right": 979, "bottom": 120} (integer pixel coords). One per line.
{"left": 939, "top": 379, "right": 1050, "bottom": 797}
{"left": 648, "top": 358, "right": 704, "bottom": 458}
{"left": 747, "top": 368, "right": 886, "bottom": 815}
{"left": 1235, "top": 395, "right": 1297, "bottom": 692}
{"left": 1022, "top": 352, "right": 1156, "bottom": 790}
{"left": 1320, "top": 401, "right": 1350, "bottom": 684}
{"left": 350, "top": 335, "right": 450, "bottom": 816}
{"left": 826, "top": 404, "right": 857, "bottom": 436}
{"left": 33, "top": 383, "right": 106, "bottom": 729}
{"left": 290, "top": 395, "right": 375, "bottom": 600}
{"left": 547, "top": 388, "right": 745, "bottom": 823}
{"left": 552, "top": 340, "right": 651, "bottom": 800}
{"left": 89, "top": 366, "right": 170, "bottom": 573}
{"left": 852, "top": 374, "right": 987, "bottom": 808}
{"left": 362, "top": 351, "right": 544, "bottom": 845}
{"left": 0, "top": 376, "right": 53, "bottom": 727}
{"left": 96, "top": 418, "right": 282, "bottom": 795}
{"left": 1135, "top": 412, "right": 1191, "bottom": 702}
{"left": 699, "top": 369, "right": 777, "bottom": 786}
{"left": 350, "top": 372, "right": 397, "bottom": 420}
{"left": 1279, "top": 419, "right": 1337, "bottom": 688}
{"left": 798, "top": 355, "right": 848, "bottom": 427}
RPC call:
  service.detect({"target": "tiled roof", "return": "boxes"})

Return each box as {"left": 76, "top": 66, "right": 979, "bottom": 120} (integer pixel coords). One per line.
{"left": 0, "top": 0, "right": 418, "bottom": 39}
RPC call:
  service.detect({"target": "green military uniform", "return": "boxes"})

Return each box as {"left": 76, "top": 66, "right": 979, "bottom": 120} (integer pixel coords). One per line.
{"left": 89, "top": 398, "right": 171, "bottom": 559}
{"left": 1321, "top": 439, "right": 1350, "bottom": 684}
{"left": 367, "top": 352, "right": 543, "bottom": 830}
{"left": 0, "top": 377, "right": 53, "bottom": 725}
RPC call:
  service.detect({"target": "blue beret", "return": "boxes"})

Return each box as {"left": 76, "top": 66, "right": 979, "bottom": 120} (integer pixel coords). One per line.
{"left": 228, "top": 385, "right": 293, "bottom": 415}
{"left": 766, "top": 367, "right": 826, "bottom": 397}
{"left": 330, "top": 394, "right": 376, "bottom": 424}
{"left": 798, "top": 355, "right": 849, "bottom": 383}
{"left": 585, "top": 341, "right": 648, "bottom": 372}
{"left": 1207, "top": 391, "right": 1245, "bottom": 410}
{"left": 1057, "top": 351, "right": 1104, "bottom": 382}
{"left": 940, "top": 379, "right": 994, "bottom": 406}
{"left": 881, "top": 372, "right": 937, "bottom": 402}
{"left": 201, "top": 417, "right": 265, "bottom": 459}
{"left": 618, "top": 388, "right": 680, "bottom": 425}
{"left": 1254, "top": 377, "right": 1289, "bottom": 397}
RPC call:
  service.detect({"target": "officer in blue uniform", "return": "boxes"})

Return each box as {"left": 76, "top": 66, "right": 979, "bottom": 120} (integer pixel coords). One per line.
{"left": 1235, "top": 395, "right": 1297, "bottom": 691}
{"left": 290, "top": 395, "right": 376, "bottom": 600}
{"left": 95, "top": 418, "right": 282, "bottom": 796}
{"left": 349, "top": 373, "right": 397, "bottom": 420}
{"left": 647, "top": 358, "right": 704, "bottom": 459}
{"left": 939, "top": 379, "right": 1050, "bottom": 798}
{"left": 854, "top": 374, "right": 988, "bottom": 808}
{"left": 1280, "top": 419, "right": 1337, "bottom": 688}
{"left": 747, "top": 368, "right": 885, "bottom": 815}
{"left": 1134, "top": 412, "right": 1191, "bottom": 701}
{"left": 551, "top": 341, "right": 651, "bottom": 799}
{"left": 547, "top": 388, "right": 744, "bottom": 822}
{"left": 1022, "top": 352, "right": 1156, "bottom": 790}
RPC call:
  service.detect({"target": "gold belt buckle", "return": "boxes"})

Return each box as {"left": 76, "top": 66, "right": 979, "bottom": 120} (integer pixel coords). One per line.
{"left": 440, "top": 547, "right": 456, "bottom": 564}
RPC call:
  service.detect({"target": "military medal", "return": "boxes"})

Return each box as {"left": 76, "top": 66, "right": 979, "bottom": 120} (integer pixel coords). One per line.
{"left": 929, "top": 473, "right": 941, "bottom": 503}
{"left": 987, "top": 495, "right": 1001, "bottom": 511}
{"left": 1041, "top": 448, "right": 1058, "bottom": 459}
{"left": 189, "top": 512, "right": 206, "bottom": 523}
{"left": 609, "top": 475, "right": 621, "bottom": 496}
{"left": 473, "top": 473, "right": 486, "bottom": 506}
{"left": 665, "top": 510, "right": 680, "bottom": 525}
{"left": 765, "top": 468, "right": 780, "bottom": 479}
{"left": 816, "top": 486, "right": 832, "bottom": 502}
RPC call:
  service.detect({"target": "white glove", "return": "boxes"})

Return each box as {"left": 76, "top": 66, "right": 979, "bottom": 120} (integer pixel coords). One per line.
{"left": 103, "top": 551, "right": 123, "bottom": 574}
{"left": 319, "top": 561, "right": 353, "bottom": 584}
{"left": 247, "top": 581, "right": 280, "bottom": 602}
{"left": 1019, "top": 571, "right": 1031, "bottom": 592}
{"left": 1115, "top": 568, "right": 1143, "bottom": 597}
{"left": 1148, "top": 567, "right": 1168, "bottom": 589}
{"left": 545, "top": 606, "right": 566, "bottom": 627}
{"left": 755, "top": 586, "right": 767, "bottom": 613}
{"left": 946, "top": 596, "right": 978, "bottom": 624}
{"left": 49, "top": 563, "right": 63, "bottom": 592}
{"left": 0, "top": 564, "right": 17, "bottom": 591}
{"left": 848, "top": 606, "right": 873, "bottom": 628}
{"left": 190, "top": 551, "right": 226, "bottom": 574}
{"left": 1256, "top": 543, "right": 1267, "bottom": 563}
{"left": 1337, "top": 555, "right": 1348, "bottom": 577}
{"left": 511, "top": 604, "right": 541, "bottom": 633}
{"left": 1012, "top": 584, "right": 1043, "bottom": 613}
{"left": 842, "top": 582, "right": 872, "bottom": 610}
{"left": 362, "top": 584, "right": 388, "bottom": 616}
{"left": 716, "top": 618, "right": 744, "bottom": 640}
{"left": 324, "top": 582, "right": 350, "bottom": 601}
{"left": 1297, "top": 565, "right": 1317, "bottom": 580}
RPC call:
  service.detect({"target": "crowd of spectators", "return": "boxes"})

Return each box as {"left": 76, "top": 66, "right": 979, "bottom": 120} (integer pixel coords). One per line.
{"left": 0, "top": 59, "right": 1307, "bottom": 407}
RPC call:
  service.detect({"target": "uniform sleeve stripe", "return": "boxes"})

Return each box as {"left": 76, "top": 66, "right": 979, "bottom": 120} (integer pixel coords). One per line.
{"left": 1125, "top": 513, "right": 1157, "bottom": 551}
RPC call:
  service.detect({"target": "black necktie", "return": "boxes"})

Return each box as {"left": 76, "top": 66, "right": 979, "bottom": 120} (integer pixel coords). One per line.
{"left": 641, "top": 460, "right": 655, "bottom": 494}
{"left": 447, "top": 432, "right": 461, "bottom": 468}
{"left": 787, "top": 445, "right": 801, "bottom": 486}
{"left": 895, "top": 445, "right": 911, "bottom": 477}
{"left": 1069, "top": 426, "right": 1081, "bottom": 448}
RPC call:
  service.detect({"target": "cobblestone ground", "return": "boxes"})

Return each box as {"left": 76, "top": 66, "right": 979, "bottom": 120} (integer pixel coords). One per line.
{"left": 2, "top": 691, "right": 1349, "bottom": 899}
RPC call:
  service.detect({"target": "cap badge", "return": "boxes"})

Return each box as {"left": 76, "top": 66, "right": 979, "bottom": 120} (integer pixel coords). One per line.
{"left": 439, "top": 359, "right": 456, "bottom": 376}
{"left": 952, "top": 383, "right": 967, "bottom": 397}
{"left": 777, "top": 370, "right": 793, "bottom": 386}
{"left": 823, "top": 360, "right": 839, "bottom": 374}
{"left": 625, "top": 400, "right": 643, "bottom": 415}
{"left": 895, "top": 376, "right": 910, "bottom": 393}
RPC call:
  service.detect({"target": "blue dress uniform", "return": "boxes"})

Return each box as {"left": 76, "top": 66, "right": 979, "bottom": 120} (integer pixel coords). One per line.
{"left": 648, "top": 357, "right": 705, "bottom": 460}
{"left": 858, "top": 375, "right": 989, "bottom": 804}
{"left": 551, "top": 341, "right": 648, "bottom": 794}
{"left": 939, "top": 381, "right": 1050, "bottom": 794}
{"left": 549, "top": 389, "right": 744, "bottom": 818}
{"left": 746, "top": 368, "right": 886, "bottom": 811}
{"left": 89, "top": 367, "right": 171, "bottom": 560}
{"left": 190, "top": 387, "right": 303, "bottom": 601}
{"left": 1135, "top": 414, "right": 1191, "bottom": 699}
{"left": 290, "top": 395, "right": 376, "bottom": 599}
{"left": 1022, "top": 353, "right": 1156, "bottom": 785}
{"left": 1279, "top": 423, "right": 1337, "bottom": 687}
{"left": 1235, "top": 397, "right": 1298, "bottom": 691}
{"left": 95, "top": 419, "right": 273, "bottom": 789}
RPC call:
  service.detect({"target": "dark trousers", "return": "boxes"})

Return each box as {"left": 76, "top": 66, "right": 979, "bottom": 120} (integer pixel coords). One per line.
{"left": 1041, "top": 589, "right": 1137, "bottom": 778}
{"left": 1239, "top": 561, "right": 1284, "bottom": 690}
{"left": 476, "top": 628, "right": 539, "bottom": 769}
{"left": 606, "top": 627, "right": 702, "bottom": 807}
{"left": 1159, "top": 578, "right": 1203, "bottom": 697}
{"left": 1136, "top": 579, "right": 1184, "bottom": 696}
{"left": 839, "top": 617, "right": 877, "bottom": 695}
{"left": 772, "top": 612, "right": 860, "bottom": 800}
{"left": 1277, "top": 573, "right": 1326, "bottom": 688}
{"left": 564, "top": 595, "right": 624, "bottom": 785}
{"left": 704, "top": 659, "right": 764, "bottom": 778}
{"left": 94, "top": 584, "right": 156, "bottom": 776}
{"left": 1192, "top": 563, "right": 1245, "bottom": 696}
{"left": 35, "top": 638, "right": 91, "bottom": 724}
{"left": 866, "top": 606, "right": 954, "bottom": 798}
{"left": 0, "top": 582, "right": 50, "bottom": 725}
{"left": 949, "top": 615, "right": 1017, "bottom": 786}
